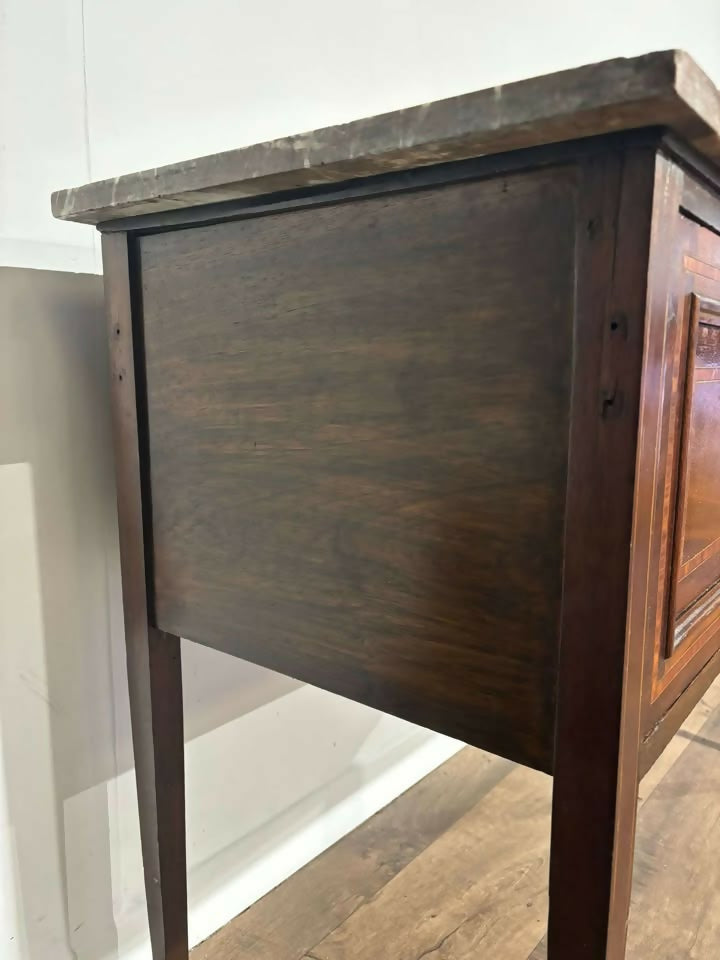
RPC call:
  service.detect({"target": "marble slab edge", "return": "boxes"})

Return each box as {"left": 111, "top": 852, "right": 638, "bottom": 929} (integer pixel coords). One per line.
{"left": 52, "top": 49, "right": 720, "bottom": 226}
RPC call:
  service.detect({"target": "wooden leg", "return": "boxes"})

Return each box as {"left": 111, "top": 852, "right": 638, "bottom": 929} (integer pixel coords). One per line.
{"left": 546, "top": 743, "right": 640, "bottom": 959}
{"left": 127, "top": 628, "right": 188, "bottom": 960}
{"left": 543, "top": 149, "right": 657, "bottom": 958}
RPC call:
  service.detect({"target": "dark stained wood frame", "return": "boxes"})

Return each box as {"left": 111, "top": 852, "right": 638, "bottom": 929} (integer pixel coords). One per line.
{"left": 98, "top": 132, "right": 720, "bottom": 960}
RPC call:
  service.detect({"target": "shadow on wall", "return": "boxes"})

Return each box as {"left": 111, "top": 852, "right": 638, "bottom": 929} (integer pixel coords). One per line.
{"left": 0, "top": 268, "right": 447, "bottom": 960}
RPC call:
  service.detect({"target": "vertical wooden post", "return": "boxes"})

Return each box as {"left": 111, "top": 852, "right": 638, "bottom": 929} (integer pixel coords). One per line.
{"left": 547, "top": 147, "right": 658, "bottom": 960}
{"left": 103, "top": 232, "right": 188, "bottom": 960}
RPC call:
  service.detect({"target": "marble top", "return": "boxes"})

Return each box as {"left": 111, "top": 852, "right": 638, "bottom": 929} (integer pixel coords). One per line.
{"left": 52, "top": 50, "right": 720, "bottom": 226}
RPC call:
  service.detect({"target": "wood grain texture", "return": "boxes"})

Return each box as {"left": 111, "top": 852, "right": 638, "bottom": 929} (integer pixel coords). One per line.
{"left": 51, "top": 51, "right": 720, "bottom": 225}
{"left": 103, "top": 232, "right": 188, "bottom": 960}
{"left": 303, "top": 765, "right": 552, "bottom": 960}
{"left": 136, "top": 167, "right": 577, "bottom": 771}
{"left": 548, "top": 147, "right": 657, "bottom": 960}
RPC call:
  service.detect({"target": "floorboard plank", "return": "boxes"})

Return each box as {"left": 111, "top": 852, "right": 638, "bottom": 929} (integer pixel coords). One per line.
{"left": 306, "top": 766, "right": 551, "bottom": 960}
{"left": 627, "top": 696, "right": 720, "bottom": 957}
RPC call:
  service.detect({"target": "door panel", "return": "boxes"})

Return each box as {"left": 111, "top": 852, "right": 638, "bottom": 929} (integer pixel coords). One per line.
{"left": 669, "top": 296, "right": 720, "bottom": 655}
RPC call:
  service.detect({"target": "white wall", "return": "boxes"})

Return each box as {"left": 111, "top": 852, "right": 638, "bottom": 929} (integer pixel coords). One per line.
{"left": 0, "top": 1, "right": 98, "bottom": 272}
{"left": 2, "top": 3, "right": 720, "bottom": 960}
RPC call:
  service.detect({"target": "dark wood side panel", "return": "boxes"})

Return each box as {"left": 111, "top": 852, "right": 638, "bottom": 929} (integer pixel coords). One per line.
{"left": 135, "top": 168, "right": 577, "bottom": 770}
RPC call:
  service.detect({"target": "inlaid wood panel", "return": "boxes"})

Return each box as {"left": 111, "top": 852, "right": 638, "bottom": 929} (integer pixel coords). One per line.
{"left": 136, "top": 167, "right": 578, "bottom": 770}
{"left": 659, "top": 233, "right": 720, "bottom": 688}
{"left": 672, "top": 296, "right": 720, "bottom": 627}
{"left": 639, "top": 187, "right": 720, "bottom": 738}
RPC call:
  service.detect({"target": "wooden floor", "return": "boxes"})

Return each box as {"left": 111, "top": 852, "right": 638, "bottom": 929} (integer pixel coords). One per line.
{"left": 193, "top": 678, "right": 720, "bottom": 960}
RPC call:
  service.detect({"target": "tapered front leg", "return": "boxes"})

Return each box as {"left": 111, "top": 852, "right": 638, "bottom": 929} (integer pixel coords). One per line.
{"left": 546, "top": 722, "right": 640, "bottom": 959}
{"left": 127, "top": 628, "right": 187, "bottom": 960}
{"left": 103, "top": 231, "right": 188, "bottom": 958}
